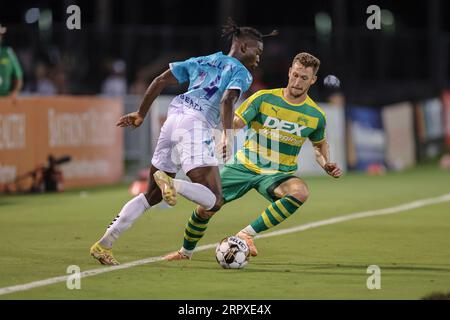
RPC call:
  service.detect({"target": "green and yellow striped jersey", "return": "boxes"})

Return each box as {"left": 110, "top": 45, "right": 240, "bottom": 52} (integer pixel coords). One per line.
{"left": 234, "top": 88, "right": 326, "bottom": 174}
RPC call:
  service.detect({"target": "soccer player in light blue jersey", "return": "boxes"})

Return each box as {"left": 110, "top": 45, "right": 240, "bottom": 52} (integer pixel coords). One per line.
{"left": 90, "top": 18, "right": 278, "bottom": 265}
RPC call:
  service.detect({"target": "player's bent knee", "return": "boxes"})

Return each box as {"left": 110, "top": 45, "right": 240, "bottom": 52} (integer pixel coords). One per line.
{"left": 289, "top": 185, "right": 309, "bottom": 203}
{"left": 197, "top": 206, "right": 216, "bottom": 219}
{"left": 212, "top": 195, "right": 224, "bottom": 210}
{"left": 203, "top": 197, "right": 223, "bottom": 213}
{"left": 289, "top": 191, "right": 308, "bottom": 203}
{"left": 204, "top": 190, "right": 223, "bottom": 212}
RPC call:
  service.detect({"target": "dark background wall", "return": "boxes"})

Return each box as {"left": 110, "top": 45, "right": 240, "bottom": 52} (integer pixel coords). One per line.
{"left": 1, "top": 0, "right": 449, "bottom": 105}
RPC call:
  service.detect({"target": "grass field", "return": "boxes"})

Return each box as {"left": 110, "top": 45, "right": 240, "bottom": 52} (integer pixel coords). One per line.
{"left": 1, "top": 164, "right": 449, "bottom": 299}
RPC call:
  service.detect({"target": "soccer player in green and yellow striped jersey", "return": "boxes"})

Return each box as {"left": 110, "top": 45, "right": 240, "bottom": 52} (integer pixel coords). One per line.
{"left": 234, "top": 87, "right": 326, "bottom": 174}
{"left": 165, "top": 52, "right": 342, "bottom": 260}
{"left": 0, "top": 24, "right": 23, "bottom": 99}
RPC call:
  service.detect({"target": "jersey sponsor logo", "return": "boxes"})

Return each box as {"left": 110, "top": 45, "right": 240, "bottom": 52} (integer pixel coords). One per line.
{"left": 260, "top": 102, "right": 320, "bottom": 129}
{"left": 263, "top": 116, "right": 307, "bottom": 136}
{"left": 0, "top": 58, "right": 9, "bottom": 64}
{"left": 258, "top": 128, "right": 303, "bottom": 146}
{"left": 179, "top": 94, "right": 203, "bottom": 111}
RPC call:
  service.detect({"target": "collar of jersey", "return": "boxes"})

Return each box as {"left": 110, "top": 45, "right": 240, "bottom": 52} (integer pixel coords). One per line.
{"left": 220, "top": 52, "right": 251, "bottom": 73}
{"left": 278, "top": 88, "right": 308, "bottom": 106}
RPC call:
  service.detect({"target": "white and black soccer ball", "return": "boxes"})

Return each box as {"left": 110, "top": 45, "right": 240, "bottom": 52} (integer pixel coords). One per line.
{"left": 323, "top": 74, "right": 341, "bottom": 88}
{"left": 215, "top": 236, "right": 250, "bottom": 269}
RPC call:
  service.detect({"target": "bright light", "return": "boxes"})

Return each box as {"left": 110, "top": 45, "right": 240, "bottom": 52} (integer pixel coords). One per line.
{"left": 381, "top": 9, "right": 394, "bottom": 26}
{"left": 381, "top": 9, "right": 395, "bottom": 34}
{"left": 315, "top": 12, "right": 332, "bottom": 35}
{"left": 38, "top": 9, "right": 53, "bottom": 31}
{"left": 25, "top": 8, "right": 40, "bottom": 24}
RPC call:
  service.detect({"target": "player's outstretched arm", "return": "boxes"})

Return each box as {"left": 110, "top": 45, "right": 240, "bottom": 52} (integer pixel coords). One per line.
{"left": 313, "top": 140, "right": 342, "bottom": 178}
{"left": 116, "top": 69, "right": 179, "bottom": 128}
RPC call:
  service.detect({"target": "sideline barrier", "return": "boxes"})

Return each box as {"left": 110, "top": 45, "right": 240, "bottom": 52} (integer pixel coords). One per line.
{"left": 0, "top": 96, "right": 123, "bottom": 192}
{"left": 382, "top": 102, "right": 416, "bottom": 171}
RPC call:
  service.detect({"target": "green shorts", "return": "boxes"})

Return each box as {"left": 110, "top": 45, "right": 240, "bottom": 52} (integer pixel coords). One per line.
{"left": 220, "top": 163, "right": 297, "bottom": 203}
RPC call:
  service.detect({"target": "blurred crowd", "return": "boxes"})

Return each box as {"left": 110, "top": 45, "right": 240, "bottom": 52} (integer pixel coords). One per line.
{"left": 6, "top": 51, "right": 273, "bottom": 99}
{"left": 0, "top": 22, "right": 305, "bottom": 100}
{"left": 14, "top": 53, "right": 276, "bottom": 99}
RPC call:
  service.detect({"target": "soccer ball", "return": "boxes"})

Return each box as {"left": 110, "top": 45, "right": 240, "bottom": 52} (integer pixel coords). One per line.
{"left": 323, "top": 74, "right": 341, "bottom": 88}
{"left": 215, "top": 236, "right": 250, "bottom": 269}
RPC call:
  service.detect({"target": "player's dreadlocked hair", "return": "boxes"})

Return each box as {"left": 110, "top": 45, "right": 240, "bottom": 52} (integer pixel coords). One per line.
{"left": 222, "top": 17, "right": 279, "bottom": 42}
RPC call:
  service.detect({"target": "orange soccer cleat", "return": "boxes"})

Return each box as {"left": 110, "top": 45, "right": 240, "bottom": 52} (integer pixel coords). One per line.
{"left": 236, "top": 231, "right": 258, "bottom": 257}
{"left": 163, "top": 250, "right": 191, "bottom": 261}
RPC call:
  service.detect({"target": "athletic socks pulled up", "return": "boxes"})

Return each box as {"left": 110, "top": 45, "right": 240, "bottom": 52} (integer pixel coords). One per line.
{"left": 99, "top": 193, "right": 150, "bottom": 248}
{"left": 182, "top": 209, "right": 210, "bottom": 252}
{"left": 249, "top": 195, "right": 303, "bottom": 233}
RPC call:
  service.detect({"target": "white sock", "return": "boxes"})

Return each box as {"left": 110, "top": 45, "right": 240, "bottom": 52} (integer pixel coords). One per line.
{"left": 172, "top": 179, "right": 216, "bottom": 210}
{"left": 99, "top": 193, "right": 151, "bottom": 248}
{"left": 242, "top": 225, "right": 257, "bottom": 237}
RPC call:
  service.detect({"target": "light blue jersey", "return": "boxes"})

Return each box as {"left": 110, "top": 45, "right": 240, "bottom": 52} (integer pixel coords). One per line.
{"left": 169, "top": 52, "right": 253, "bottom": 127}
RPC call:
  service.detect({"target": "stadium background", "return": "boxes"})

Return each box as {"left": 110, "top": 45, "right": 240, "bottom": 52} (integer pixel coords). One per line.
{"left": 1, "top": 0, "right": 450, "bottom": 188}
{"left": 0, "top": 0, "right": 450, "bottom": 300}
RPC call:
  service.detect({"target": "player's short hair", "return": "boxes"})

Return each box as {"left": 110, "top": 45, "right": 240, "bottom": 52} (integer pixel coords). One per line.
{"left": 293, "top": 52, "right": 321, "bottom": 75}
{"left": 222, "top": 17, "right": 278, "bottom": 42}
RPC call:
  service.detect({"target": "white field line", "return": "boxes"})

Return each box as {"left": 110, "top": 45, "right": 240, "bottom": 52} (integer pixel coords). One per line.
{"left": 1, "top": 193, "right": 449, "bottom": 297}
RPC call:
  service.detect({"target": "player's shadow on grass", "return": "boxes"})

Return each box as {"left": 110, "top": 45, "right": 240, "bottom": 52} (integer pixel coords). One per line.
{"left": 321, "top": 263, "right": 450, "bottom": 273}
{"left": 162, "top": 260, "right": 358, "bottom": 275}
{"left": 229, "top": 262, "right": 450, "bottom": 275}
{"left": 268, "top": 262, "right": 450, "bottom": 273}
{"left": 372, "top": 264, "right": 450, "bottom": 273}
{"left": 155, "top": 259, "right": 450, "bottom": 275}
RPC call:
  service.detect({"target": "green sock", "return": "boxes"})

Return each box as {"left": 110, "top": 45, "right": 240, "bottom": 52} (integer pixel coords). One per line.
{"left": 183, "top": 210, "right": 210, "bottom": 251}
{"left": 250, "top": 195, "right": 303, "bottom": 233}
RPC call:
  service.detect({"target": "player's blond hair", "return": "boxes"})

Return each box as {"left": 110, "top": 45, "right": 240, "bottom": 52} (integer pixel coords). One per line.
{"left": 293, "top": 52, "right": 321, "bottom": 74}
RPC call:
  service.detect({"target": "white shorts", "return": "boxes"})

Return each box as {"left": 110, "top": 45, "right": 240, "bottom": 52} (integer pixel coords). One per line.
{"left": 151, "top": 110, "right": 218, "bottom": 174}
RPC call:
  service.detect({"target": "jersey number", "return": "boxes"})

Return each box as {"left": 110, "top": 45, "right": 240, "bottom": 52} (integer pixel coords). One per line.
{"left": 203, "top": 75, "right": 221, "bottom": 100}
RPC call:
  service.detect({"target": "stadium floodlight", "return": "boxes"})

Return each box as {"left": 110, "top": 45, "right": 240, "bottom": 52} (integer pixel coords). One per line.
{"left": 24, "top": 8, "right": 40, "bottom": 24}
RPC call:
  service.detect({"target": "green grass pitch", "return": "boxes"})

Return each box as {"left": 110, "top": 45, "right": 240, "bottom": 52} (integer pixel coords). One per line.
{"left": 1, "top": 164, "right": 449, "bottom": 299}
